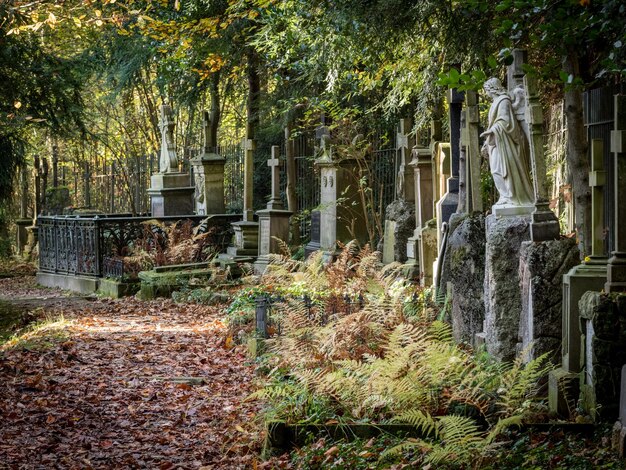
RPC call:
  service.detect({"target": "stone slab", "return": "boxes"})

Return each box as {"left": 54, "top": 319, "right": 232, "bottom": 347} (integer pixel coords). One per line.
{"left": 36, "top": 272, "right": 99, "bottom": 295}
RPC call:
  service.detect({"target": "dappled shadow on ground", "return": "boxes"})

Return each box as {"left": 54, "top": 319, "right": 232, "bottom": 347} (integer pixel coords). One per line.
{"left": 0, "top": 278, "right": 261, "bottom": 469}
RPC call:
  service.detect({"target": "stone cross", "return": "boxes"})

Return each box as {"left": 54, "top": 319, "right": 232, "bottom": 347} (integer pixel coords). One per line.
{"left": 242, "top": 136, "right": 255, "bottom": 221}
{"left": 159, "top": 104, "right": 179, "bottom": 173}
{"left": 588, "top": 139, "right": 607, "bottom": 263}
{"left": 266, "top": 146, "right": 283, "bottom": 210}
{"left": 525, "top": 74, "right": 560, "bottom": 240}
{"left": 605, "top": 94, "right": 626, "bottom": 293}
{"left": 396, "top": 118, "right": 415, "bottom": 202}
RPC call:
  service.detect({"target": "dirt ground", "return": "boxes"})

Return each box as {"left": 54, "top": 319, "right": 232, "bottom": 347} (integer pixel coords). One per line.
{"left": 0, "top": 275, "right": 262, "bottom": 469}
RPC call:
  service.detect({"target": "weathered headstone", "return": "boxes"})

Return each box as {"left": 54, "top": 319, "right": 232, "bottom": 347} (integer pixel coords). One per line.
{"left": 447, "top": 90, "right": 487, "bottom": 344}
{"left": 515, "top": 66, "right": 577, "bottom": 365}
{"left": 147, "top": 104, "right": 194, "bottom": 216}
{"left": 304, "top": 211, "right": 321, "bottom": 257}
{"left": 191, "top": 111, "right": 226, "bottom": 216}
{"left": 254, "top": 146, "right": 292, "bottom": 274}
{"left": 227, "top": 136, "right": 260, "bottom": 259}
{"left": 578, "top": 292, "right": 626, "bottom": 421}
{"left": 549, "top": 139, "right": 607, "bottom": 416}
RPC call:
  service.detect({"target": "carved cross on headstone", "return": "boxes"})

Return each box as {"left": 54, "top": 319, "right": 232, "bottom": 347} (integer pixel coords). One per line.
{"left": 266, "top": 146, "right": 283, "bottom": 210}
{"left": 159, "top": 104, "right": 179, "bottom": 173}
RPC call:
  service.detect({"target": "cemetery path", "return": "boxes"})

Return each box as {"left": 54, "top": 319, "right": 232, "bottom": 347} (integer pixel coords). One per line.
{"left": 0, "top": 276, "right": 261, "bottom": 469}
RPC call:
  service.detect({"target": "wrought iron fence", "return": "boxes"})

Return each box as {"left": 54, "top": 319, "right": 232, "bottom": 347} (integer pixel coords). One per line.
{"left": 37, "top": 214, "right": 238, "bottom": 278}
{"left": 254, "top": 293, "right": 365, "bottom": 338}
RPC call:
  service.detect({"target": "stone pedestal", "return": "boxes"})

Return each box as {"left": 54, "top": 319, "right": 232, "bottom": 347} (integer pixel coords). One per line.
{"left": 492, "top": 203, "right": 535, "bottom": 217}
{"left": 254, "top": 209, "right": 292, "bottom": 274}
{"left": 16, "top": 218, "right": 32, "bottom": 255}
{"left": 318, "top": 158, "right": 367, "bottom": 256}
{"left": 482, "top": 214, "right": 531, "bottom": 362}
{"left": 518, "top": 238, "right": 579, "bottom": 364}
{"left": 191, "top": 153, "right": 226, "bottom": 215}
{"left": 226, "top": 220, "right": 259, "bottom": 259}
{"left": 148, "top": 172, "right": 194, "bottom": 216}
{"left": 447, "top": 213, "right": 486, "bottom": 344}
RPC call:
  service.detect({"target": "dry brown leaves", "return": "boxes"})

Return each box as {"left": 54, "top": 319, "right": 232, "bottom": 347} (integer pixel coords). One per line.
{"left": 0, "top": 278, "right": 262, "bottom": 469}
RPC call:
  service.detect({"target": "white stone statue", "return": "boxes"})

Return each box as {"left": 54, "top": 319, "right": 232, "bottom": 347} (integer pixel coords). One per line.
{"left": 159, "top": 104, "right": 179, "bottom": 173}
{"left": 480, "top": 78, "right": 534, "bottom": 207}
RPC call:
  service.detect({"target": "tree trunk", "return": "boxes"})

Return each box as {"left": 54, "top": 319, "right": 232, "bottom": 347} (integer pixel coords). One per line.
{"left": 563, "top": 52, "right": 590, "bottom": 257}
{"left": 246, "top": 49, "right": 260, "bottom": 140}
{"left": 209, "top": 71, "right": 221, "bottom": 146}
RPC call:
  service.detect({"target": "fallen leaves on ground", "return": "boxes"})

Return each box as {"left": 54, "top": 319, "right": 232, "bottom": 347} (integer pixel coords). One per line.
{"left": 0, "top": 277, "right": 262, "bottom": 469}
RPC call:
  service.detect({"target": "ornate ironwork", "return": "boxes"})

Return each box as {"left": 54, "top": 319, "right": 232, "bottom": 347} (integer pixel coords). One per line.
{"left": 37, "top": 214, "right": 214, "bottom": 279}
{"left": 103, "top": 257, "right": 124, "bottom": 279}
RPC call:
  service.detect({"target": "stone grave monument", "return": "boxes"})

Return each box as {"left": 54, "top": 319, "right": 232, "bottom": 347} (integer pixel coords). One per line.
{"left": 16, "top": 167, "right": 32, "bottom": 255}
{"left": 314, "top": 134, "right": 367, "bottom": 259}
{"left": 548, "top": 138, "right": 608, "bottom": 415}
{"left": 517, "top": 71, "right": 579, "bottom": 365}
{"left": 446, "top": 90, "right": 487, "bottom": 344}
{"left": 225, "top": 136, "right": 259, "bottom": 259}
{"left": 479, "top": 56, "right": 538, "bottom": 361}
{"left": 254, "top": 146, "right": 292, "bottom": 274}
{"left": 576, "top": 94, "right": 626, "bottom": 421}
{"left": 382, "top": 118, "right": 415, "bottom": 264}
{"left": 148, "top": 104, "right": 194, "bottom": 216}
{"left": 191, "top": 111, "right": 226, "bottom": 216}
{"left": 405, "top": 132, "right": 435, "bottom": 283}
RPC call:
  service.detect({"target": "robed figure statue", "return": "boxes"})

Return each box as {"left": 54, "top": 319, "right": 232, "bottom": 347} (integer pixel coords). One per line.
{"left": 480, "top": 78, "right": 534, "bottom": 207}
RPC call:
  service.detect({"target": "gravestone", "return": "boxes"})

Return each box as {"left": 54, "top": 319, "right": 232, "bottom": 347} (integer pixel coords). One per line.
{"left": 405, "top": 139, "right": 434, "bottom": 283}
{"left": 447, "top": 91, "right": 487, "bottom": 344}
{"left": 578, "top": 292, "right": 626, "bottom": 421}
{"left": 517, "top": 70, "right": 577, "bottom": 364}
{"left": 304, "top": 211, "right": 321, "bottom": 257}
{"left": 191, "top": 111, "right": 226, "bottom": 215}
{"left": 316, "top": 135, "right": 367, "bottom": 258}
{"left": 381, "top": 119, "right": 416, "bottom": 264}
{"left": 147, "top": 104, "right": 194, "bottom": 216}
{"left": 254, "top": 146, "right": 293, "bottom": 274}
{"left": 227, "top": 137, "right": 259, "bottom": 259}
{"left": 549, "top": 139, "right": 608, "bottom": 416}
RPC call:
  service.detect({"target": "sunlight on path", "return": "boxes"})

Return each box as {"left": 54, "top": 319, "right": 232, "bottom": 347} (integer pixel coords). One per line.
{"left": 0, "top": 279, "right": 260, "bottom": 469}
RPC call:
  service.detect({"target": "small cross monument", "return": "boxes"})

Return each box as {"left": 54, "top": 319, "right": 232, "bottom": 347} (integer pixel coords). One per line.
{"left": 266, "top": 146, "right": 283, "bottom": 210}
{"left": 254, "top": 145, "right": 293, "bottom": 274}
